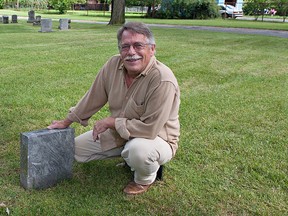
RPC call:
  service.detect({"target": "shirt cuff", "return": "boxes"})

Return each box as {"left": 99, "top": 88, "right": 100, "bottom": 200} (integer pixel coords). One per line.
{"left": 67, "top": 107, "right": 89, "bottom": 126}
{"left": 115, "top": 118, "right": 130, "bottom": 140}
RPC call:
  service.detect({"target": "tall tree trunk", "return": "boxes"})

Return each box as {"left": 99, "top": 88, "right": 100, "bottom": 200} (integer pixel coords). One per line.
{"left": 109, "top": 0, "right": 125, "bottom": 25}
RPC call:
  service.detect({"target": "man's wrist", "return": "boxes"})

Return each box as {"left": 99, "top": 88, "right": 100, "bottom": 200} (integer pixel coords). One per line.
{"left": 63, "top": 119, "right": 73, "bottom": 127}
{"left": 107, "top": 117, "right": 115, "bottom": 129}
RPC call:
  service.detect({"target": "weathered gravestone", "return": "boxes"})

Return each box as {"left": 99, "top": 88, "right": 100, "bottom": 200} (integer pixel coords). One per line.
{"left": 39, "top": 18, "right": 52, "bottom": 32}
{"left": 27, "top": 10, "right": 36, "bottom": 23}
{"left": 20, "top": 128, "right": 75, "bottom": 190}
{"left": 3, "top": 16, "right": 9, "bottom": 24}
{"left": 0, "top": 16, "right": 3, "bottom": 23}
{"left": 33, "top": 15, "right": 41, "bottom": 26}
{"left": 11, "top": 15, "right": 18, "bottom": 23}
{"left": 59, "top": 18, "right": 69, "bottom": 30}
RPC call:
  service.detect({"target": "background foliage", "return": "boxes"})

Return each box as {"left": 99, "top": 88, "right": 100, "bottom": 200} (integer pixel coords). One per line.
{"left": 154, "top": 0, "right": 219, "bottom": 19}
{"left": 47, "top": 0, "right": 84, "bottom": 14}
{"left": 243, "top": 0, "right": 288, "bottom": 22}
{"left": 1, "top": 0, "right": 85, "bottom": 12}
{"left": 1, "top": 0, "right": 288, "bottom": 20}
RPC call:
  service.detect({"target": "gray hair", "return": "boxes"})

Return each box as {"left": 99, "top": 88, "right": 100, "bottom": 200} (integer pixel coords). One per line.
{"left": 117, "top": 22, "right": 156, "bottom": 46}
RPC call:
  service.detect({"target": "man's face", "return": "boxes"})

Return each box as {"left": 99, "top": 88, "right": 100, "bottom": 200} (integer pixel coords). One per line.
{"left": 120, "top": 30, "right": 155, "bottom": 77}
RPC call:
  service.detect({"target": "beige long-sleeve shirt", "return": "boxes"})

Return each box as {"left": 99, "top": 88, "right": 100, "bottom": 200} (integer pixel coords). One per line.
{"left": 67, "top": 55, "right": 180, "bottom": 155}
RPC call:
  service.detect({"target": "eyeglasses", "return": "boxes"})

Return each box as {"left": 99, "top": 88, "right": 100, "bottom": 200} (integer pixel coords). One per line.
{"left": 119, "top": 42, "right": 151, "bottom": 52}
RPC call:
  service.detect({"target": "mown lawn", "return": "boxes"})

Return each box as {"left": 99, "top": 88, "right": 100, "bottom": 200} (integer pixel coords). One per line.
{"left": 0, "top": 18, "right": 287, "bottom": 215}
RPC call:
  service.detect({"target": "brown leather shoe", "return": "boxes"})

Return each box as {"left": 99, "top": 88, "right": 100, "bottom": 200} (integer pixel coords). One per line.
{"left": 123, "top": 181, "right": 152, "bottom": 195}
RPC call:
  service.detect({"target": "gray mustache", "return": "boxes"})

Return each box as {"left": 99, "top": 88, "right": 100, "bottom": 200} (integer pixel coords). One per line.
{"left": 124, "top": 55, "right": 142, "bottom": 61}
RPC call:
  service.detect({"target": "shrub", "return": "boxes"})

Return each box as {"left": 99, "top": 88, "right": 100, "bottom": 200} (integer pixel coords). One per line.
{"left": 0, "top": 0, "right": 4, "bottom": 9}
{"left": 155, "top": 0, "right": 218, "bottom": 19}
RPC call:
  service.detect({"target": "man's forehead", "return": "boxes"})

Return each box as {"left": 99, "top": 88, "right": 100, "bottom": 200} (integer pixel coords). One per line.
{"left": 122, "top": 30, "right": 147, "bottom": 40}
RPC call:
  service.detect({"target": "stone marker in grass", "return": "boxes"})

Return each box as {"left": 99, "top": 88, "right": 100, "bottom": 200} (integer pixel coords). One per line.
{"left": 2, "top": 16, "right": 9, "bottom": 24}
{"left": 11, "top": 15, "right": 18, "bottom": 23}
{"left": 20, "top": 128, "right": 75, "bottom": 190}
{"left": 39, "top": 18, "right": 53, "bottom": 32}
{"left": 59, "top": 18, "right": 69, "bottom": 30}
{"left": 27, "top": 10, "right": 35, "bottom": 23}
{"left": 33, "top": 15, "right": 41, "bottom": 26}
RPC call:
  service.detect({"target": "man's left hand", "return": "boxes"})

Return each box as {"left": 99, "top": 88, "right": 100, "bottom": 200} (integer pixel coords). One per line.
{"left": 93, "top": 117, "right": 115, "bottom": 141}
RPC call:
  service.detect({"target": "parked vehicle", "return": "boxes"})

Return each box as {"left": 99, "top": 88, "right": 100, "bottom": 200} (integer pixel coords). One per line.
{"left": 219, "top": 4, "right": 243, "bottom": 19}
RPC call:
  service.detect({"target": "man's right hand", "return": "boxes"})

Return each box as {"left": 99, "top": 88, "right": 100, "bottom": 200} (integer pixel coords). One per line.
{"left": 47, "top": 119, "right": 72, "bottom": 129}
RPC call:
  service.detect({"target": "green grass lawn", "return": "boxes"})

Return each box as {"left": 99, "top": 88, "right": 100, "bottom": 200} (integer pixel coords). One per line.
{"left": 0, "top": 17, "right": 287, "bottom": 215}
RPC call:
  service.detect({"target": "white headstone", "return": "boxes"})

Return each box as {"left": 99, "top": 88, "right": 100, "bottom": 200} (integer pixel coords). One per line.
{"left": 39, "top": 18, "right": 53, "bottom": 32}
{"left": 59, "top": 18, "right": 69, "bottom": 30}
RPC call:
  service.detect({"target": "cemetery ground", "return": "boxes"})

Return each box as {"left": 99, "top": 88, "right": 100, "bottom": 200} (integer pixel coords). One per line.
{"left": 0, "top": 16, "right": 288, "bottom": 215}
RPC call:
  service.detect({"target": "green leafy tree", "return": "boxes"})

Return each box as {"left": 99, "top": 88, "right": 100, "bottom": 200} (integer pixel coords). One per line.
{"left": 146, "top": 0, "right": 162, "bottom": 17}
{"left": 274, "top": 0, "right": 288, "bottom": 22}
{"left": 244, "top": 0, "right": 270, "bottom": 21}
{"left": 125, "top": 0, "right": 142, "bottom": 7}
{"left": 48, "top": 0, "right": 85, "bottom": 14}
{"left": 125, "top": 0, "right": 162, "bottom": 17}
{"left": 0, "top": 0, "right": 5, "bottom": 9}
{"left": 155, "top": 0, "right": 218, "bottom": 19}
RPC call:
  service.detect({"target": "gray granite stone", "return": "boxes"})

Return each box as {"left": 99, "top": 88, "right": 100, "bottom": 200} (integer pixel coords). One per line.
{"left": 0, "top": 16, "right": 3, "bottom": 23}
{"left": 33, "top": 15, "right": 41, "bottom": 26}
{"left": 27, "top": 10, "right": 35, "bottom": 23}
{"left": 20, "top": 128, "right": 75, "bottom": 190}
{"left": 11, "top": 15, "right": 17, "bottom": 23}
{"left": 39, "top": 18, "right": 52, "bottom": 32}
{"left": 3, "top": 16, "right": 9, "bottom": 24}
{"left": 59, "top": 18, "right": 69, "bottom": 30}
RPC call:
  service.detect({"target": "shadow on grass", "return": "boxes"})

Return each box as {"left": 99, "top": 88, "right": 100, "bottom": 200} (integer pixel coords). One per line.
{"left": 72, "top": 158, "right": 132, "bottom": 193}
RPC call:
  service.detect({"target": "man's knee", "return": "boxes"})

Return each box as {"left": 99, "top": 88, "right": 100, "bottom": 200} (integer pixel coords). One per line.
{"left": 122, "top": 138, "right": 158, "bottom": 165}
{"left": 122, "top": 138, "right": 146, "bottom": 154}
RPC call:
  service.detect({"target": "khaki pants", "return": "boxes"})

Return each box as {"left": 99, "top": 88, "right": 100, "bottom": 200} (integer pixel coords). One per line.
{"left": 75, "top": 130, "right": 173, "bottom": 185}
